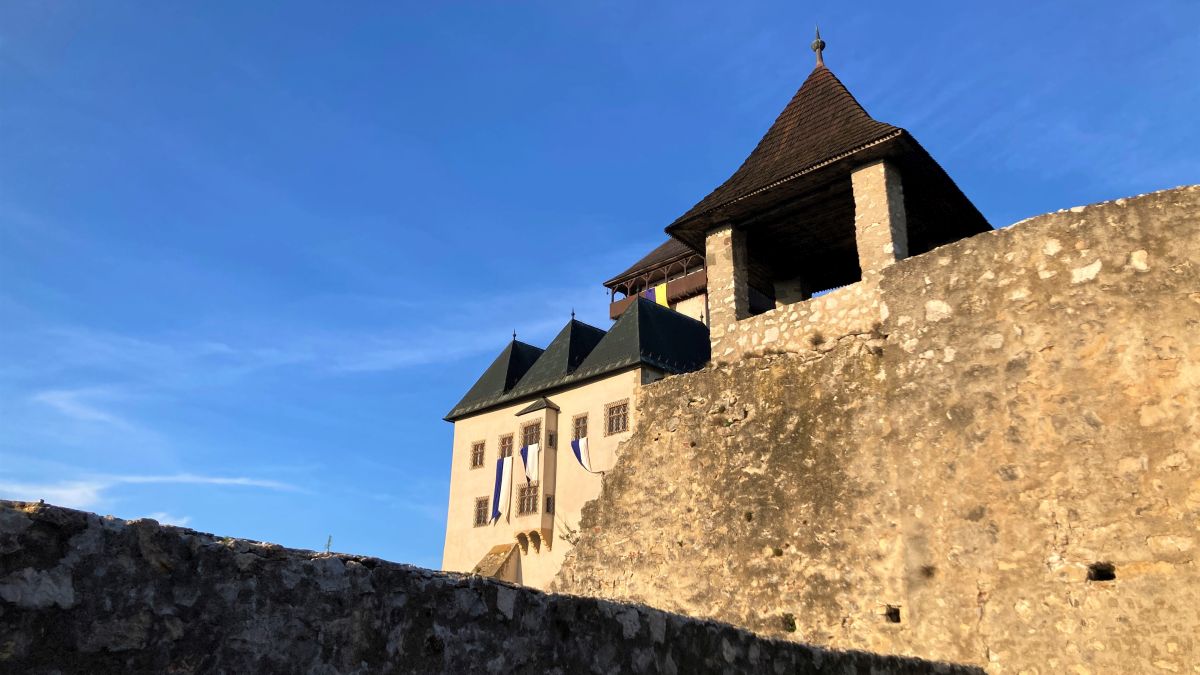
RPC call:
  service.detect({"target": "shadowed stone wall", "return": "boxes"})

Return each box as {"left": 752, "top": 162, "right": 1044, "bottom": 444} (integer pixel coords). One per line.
{"left": 555, "top": 186, "right": 1200, "bottom": 673}
{"left": 0, "top": 501, "right": 978, "bottom": 674}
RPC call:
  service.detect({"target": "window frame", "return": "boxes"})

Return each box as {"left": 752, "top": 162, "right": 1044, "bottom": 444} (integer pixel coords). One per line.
{"left": 572, "top": 413, "right": 588, "bottom": 441}
{"left": 473, "top": 496, "right": 489, "bottom": 527}
{"left": 469, "top": 440, "right": 486, "bottom": 469}
{"left": 520, "top": 420, "right": 542, "bottom": 449}
{"left": 498, "top": 434, "right": 514, "bottom": 458}
{"left": 517, "top": 482, "right": 540, "bottom": 516}
{"left": 604, "top": 399, "right": 629, "bottom": 436}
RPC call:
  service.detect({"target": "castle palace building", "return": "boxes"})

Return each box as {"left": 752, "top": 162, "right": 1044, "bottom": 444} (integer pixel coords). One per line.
{"left": 442, "top": 33, "right": 987, "bottom": 589}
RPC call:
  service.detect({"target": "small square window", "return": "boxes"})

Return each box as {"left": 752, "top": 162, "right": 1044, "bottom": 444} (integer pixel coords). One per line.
{"left": 473, "top": 497, "right": 489, "bottom": 527}
{"left": 470, "top": 441, "right": 485, "bottom": 468}
{"left": 573, "top": 414, "right": 588, "bottom": 441}
{"left": 499, "top": 434, "right": 513, "bottom": 458}
{"left": 545, "top": 494, "right": 555, "bottom": 514}
{"left": 521, "top": 422, "right": 541, "bottom": 449}
{"left": 605, "top": 400, "right": 629, "bottom": 436}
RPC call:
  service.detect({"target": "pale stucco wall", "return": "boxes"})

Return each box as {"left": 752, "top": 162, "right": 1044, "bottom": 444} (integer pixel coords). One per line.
{"left": 672, "top": 293, "right": 708, "bottom": 325}
{"left": 442, "top": 367, "right": 641, "bottom": 589}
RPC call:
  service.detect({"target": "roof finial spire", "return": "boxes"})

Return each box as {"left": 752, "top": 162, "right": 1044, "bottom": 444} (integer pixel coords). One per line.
{"left": 811, "top": 25, "right": 826, "bottom": 67}
{"left": 571, "top": 308, "right": 576, "bottom": 320}
{"left": 512, "top": 329, "right": 517, "bottom": 341}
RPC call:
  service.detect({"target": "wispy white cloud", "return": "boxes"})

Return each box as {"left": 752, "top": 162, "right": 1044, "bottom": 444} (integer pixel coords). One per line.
{"left": 4, "top": 279, "right": 597, "bottom": 387}
{"left": 145, "top": 512, "right": 192, "bottom": 527}
{"left": 368, "top": 492, "right": 445, "bottom": 522}
{"left": 0, "top": 479, "right": 108, "bottom": 510}
{"left": 30, "top": 387, "right": 134, "bottom": 429}
{"left": 108, "top": 473, "right": 298, "bottom": 491}
{"left": 0, "top": 472, "right": 299, "bottom": 511}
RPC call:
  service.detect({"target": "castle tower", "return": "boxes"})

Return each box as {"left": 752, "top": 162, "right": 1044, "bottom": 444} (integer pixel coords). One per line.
{"left": 665, "top": 31, "right": 989, "bottom": 351}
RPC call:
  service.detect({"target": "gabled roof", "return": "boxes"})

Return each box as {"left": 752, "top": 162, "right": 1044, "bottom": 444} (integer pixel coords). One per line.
{"left": 515, "top": 397, "right": 560, "bottom": 416}
{"left": 444, "top": 340, "right": 543, "bottom": 422}
{"left": 506, "top": 320, "right": 607, "bottom": 399}
{"left": 604, "top": 238, "right": 695, "bottom": 288}
{"left": 444, "top": 302, "right": 709, "bottom": 422}
{"left": 671, "top": 64, "right": 900, "bottom": 229}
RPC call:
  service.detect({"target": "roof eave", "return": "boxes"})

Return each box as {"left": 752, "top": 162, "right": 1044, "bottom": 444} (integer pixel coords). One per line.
{"left": 665, "top": 129, "right": 907, "bottom": 248}
{"left": 602, "top": 244, "right": 698, "bottom": 288}
{"left": 444, "top": 361, "right": 644, "bottom": 422}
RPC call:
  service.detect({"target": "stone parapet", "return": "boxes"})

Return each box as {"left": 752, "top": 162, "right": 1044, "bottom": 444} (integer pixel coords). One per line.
{"left": 0, "top": 500, "right": 977, "bottom": 674}
{"left": 708, "top": 279, "right": 884, "bottom": 364}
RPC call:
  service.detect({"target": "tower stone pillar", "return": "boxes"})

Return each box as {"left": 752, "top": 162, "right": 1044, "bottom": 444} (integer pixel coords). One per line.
{"left": 704, "top": 223, "right": 749, "bottom": 343}
{"left": 852, "top": 160, "right": 908, "bottom": 277}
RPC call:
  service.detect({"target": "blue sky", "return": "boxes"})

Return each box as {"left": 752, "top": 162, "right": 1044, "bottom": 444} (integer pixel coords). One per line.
{"left": 1, "top": 1, "right": 1196, "bottom": 567}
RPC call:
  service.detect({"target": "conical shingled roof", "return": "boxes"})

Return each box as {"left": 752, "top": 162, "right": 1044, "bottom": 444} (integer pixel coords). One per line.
{"left": 673, "top": 64, "right": 900, "bottom": 228}
{"left": 506, "top": 319, "right": 607, "bottom": 399}
{"left": 444, "top": 340, "right": 543, "bottom": 421}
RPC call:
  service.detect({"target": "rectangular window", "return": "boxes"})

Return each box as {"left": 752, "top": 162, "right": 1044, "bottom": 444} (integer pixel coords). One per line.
{"left": 473, "top": 497, "right": 489, "bottom": 527}
{"left": 517, "top": 483, "right": 539, "bottom": 516}
{"left": 545, "top": 494, "right": 555, "bottom": 514}
{"left": 573, "top": 414, "right": 588, "bottom": 441}
{"left": 499, "top": 434, "right": 513, "bottom": 458}
{"left": 605, "top": 400, "right": 629, "bottom": 436}
{"left": 470, "top": 441, "right": 485, "bottom": 468}
{"left": 521, "top": 421, "right": 541, "bottom": 448}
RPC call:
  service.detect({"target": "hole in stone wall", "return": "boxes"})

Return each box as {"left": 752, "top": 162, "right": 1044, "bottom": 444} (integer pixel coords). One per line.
{"left": 885, "top": 605, "right": 901, "bottom": 623}
{"left": 781, "top": 613, "right": 797, "bottom": 633}
{"left": 744, "top": 511, "right": 754, "bottom": 522}
{"left": 920, "top": 565, "right": 937, "bottom": 579}
{"left": 1087, "top": 562, "right": 1116, "bottom": 582}
{"left": 423, "top": 634, "right": 445, "bottom": 656}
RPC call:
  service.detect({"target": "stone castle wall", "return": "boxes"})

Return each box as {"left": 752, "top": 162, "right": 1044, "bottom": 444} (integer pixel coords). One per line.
{"left": 705, "top": 160, "right": 913, "bottom": 365}
{"left": 0, "top": 500, "right": 978, "bottom": 674}
{"left": 554, "top": 186, "right": 1200, "bottom": 673}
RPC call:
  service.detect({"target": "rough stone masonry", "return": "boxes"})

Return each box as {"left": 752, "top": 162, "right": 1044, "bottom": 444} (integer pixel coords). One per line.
{"left": 555, "top": 186, "right": 1200, "bottom": 674}
{"left": 0, "top": 500, "right": 979, "bottom": 674}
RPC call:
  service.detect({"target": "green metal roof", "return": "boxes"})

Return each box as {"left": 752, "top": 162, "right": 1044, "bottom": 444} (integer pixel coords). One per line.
{"left": 444, "top": 299, "right": 709, "bottom": 422}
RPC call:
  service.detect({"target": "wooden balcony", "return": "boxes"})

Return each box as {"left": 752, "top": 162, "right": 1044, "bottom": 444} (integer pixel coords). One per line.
{"left": 609, "top": 269, "right": 707, "bottom": 320}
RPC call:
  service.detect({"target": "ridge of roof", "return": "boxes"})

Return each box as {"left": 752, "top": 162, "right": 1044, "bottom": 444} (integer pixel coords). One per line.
{"left": 670, "top": 65, "right": 900, "bottom": 229}
{"left": 444, "top": 340, "right": 544, "bottom": 421}
{"left": 506, "top": 319, "right": 607, "bottom": 399}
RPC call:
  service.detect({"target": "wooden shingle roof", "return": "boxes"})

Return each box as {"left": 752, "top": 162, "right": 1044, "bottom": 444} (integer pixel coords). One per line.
{"left": 672, "top": 64, "right": 900, "bottom": 229}
{"left": 603, "top": 239, "right": 695, "bottom": 288}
